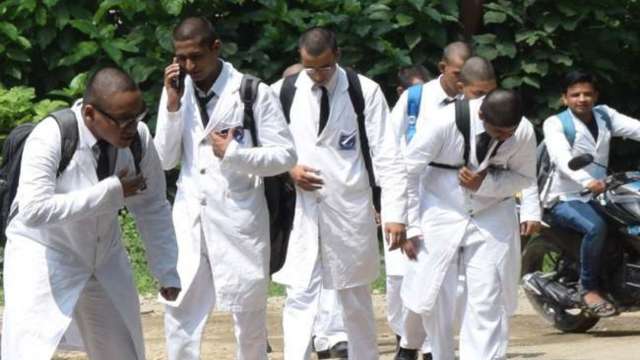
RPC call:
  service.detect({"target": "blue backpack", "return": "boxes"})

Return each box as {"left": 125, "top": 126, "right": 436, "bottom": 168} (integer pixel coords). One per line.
{"left": 537, "top": 107, "right": 612, "bottom": 193}
{"left": 405, "top": 84, "right": 423, "bottom": 143}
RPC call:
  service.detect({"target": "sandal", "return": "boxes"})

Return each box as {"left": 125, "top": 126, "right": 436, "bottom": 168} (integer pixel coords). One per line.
{"left": 581, "top": 293, "right": 618, "bottom": 318}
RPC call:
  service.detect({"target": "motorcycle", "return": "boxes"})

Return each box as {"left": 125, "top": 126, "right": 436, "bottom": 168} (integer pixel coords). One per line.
{"left": 521, "top": 154, "right": 640, "bottom": 332}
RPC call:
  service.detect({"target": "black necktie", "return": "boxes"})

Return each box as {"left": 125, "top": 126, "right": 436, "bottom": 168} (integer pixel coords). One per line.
{"left": 196, "top": 90, "right": 216, "bottom": 128}
{"left": 441, "top": 97, "right": 456, "bottom": 106}
{"left": 96, "top": 140, "right": 111, "bottom": 181}
{"left": 319, "top": 86, "right": 329, "bottom": 135}
{"left": 476, "top": 132, "right": 492, "bottom": 164}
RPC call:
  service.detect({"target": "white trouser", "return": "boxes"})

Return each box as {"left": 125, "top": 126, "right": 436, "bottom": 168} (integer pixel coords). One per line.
{"left": 282, "top": 256, "right": 378, "bottom": 360}
{"left": 388, "top": 275, "right": 431, "bottom": 354}
{"left": 164, "top": 249, "right": 267, "bottom": 360}
{"left": 73, "top": 277, "right": 138, "bottom": 360}
{"left": 312, "top": 288, "right": 348, "bottom": 351}
{"left": 423, "top": 240, "right": 508, "bottom": 360}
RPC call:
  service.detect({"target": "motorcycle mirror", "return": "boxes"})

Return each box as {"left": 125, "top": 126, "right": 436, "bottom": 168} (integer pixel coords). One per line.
{"left": 568, "top": 154, "right": 594, "bottom": 171}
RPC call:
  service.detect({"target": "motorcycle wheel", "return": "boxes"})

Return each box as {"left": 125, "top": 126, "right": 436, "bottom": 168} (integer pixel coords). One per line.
{"left": 522, "top": 236, "right": 600, "bottom": 333}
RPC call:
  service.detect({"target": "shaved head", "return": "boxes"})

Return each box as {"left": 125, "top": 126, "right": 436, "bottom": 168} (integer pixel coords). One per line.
{"left": 173, "top": 16, "right": 218, "bottom": 46}
{"left": 83, "top": 67, "right": 139, "bottom": 108}
{"left": 480, "top": 89, "right": 523, "bottom": 128}
{"left": 442, "top": 41, "right": 472, "bottom": 64}
{"left": 298, "top": 27, "right": 338, "bottom": 56}
{"left": 460, "top": 56, "right": 495, "bottom": 84}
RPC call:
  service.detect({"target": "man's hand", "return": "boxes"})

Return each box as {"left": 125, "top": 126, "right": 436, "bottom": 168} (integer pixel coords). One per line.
{"left": 401, "top": 236, "right": 420, "bottom": 261}
{"left": 160, "top": 287, "right": 181, "bottom": 301}
{"left": 289, "top": 165, "right": 324, "bottom": 191}
{"left": 385, "top": 222, "right": 406, "bottom": 251}
{"left": 118, "top": 169, "right": 147, "bottom": 197}
{"left": 164, "top": 60, "right": 183, "bottom": 112}
{"left": 520, "top": 221, "right": 541, "bottom": 237}
{"left": 585, "top": 179, "right": 606, "bottom": 195}
{"left": 210, "top": 128, "right": 236, "bottom": 159}
{"left": 458, "top": 166, "right": 487, "bottom": 191}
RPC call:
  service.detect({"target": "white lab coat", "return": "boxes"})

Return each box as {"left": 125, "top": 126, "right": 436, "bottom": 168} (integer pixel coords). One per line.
{"left": 401, "top": 98, "right": 537, "bottom": 317}
{"left": 154, "top": 60, "right": 296, "bottom": 311}
{"left": 2, "top": 100, "right": 179, "bottom": 359}
{"left": 542, "top": 105, "right": 640, "bottom": 206}
{"left": 271, "top": 66, "right": 407, "bottom": 289}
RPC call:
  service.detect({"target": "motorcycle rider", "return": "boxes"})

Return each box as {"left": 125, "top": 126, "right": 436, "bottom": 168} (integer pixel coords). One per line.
{"left": 542, "top": 70, "right": 640, "bottom": 317}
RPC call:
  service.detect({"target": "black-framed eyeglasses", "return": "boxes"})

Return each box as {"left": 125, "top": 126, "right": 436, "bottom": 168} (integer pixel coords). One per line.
{"left": 92, "top": 104, "right": 148, "bottom": 129}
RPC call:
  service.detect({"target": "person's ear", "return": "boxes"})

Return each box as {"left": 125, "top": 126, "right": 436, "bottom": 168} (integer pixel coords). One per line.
{"left": 335, "top": 48, "right": 342, "bottom": 62}
{"left": 210, "top": 39, "right": 222, "bottom": 53}
{"left": 438, "top": 61, "right": 447, "bottom": 75}
{"left": 83, "top": 105, "right": 96, "bottom": 123}
{"left": 561, "top": 93, "right": 568, "bottom": 107}
{"left": 456, "top": 81, "right": 464, "bottom": 94}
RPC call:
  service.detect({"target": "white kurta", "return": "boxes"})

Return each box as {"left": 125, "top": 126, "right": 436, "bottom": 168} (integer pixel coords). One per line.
{"left": 2, "top": 100, "right": 179, "bottom": 359}
{"left": 154, "top": 60, "right": 297, "bottom": 311}
{"left": 542, "top": 105, "right": 640, "bottom": 206}
{"left": 401, "top": 98, "right": 537, "bottom": 317}
{"left": 270, "top": 66, "right": 407, "bottom": 290}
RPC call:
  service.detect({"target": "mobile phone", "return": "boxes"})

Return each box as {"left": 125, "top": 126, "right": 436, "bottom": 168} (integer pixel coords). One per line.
{"left": 172, "top": 66, "right": 186, "bottom": 91}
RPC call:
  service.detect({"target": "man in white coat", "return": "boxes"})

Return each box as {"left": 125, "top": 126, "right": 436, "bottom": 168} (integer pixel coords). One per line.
{"left": 271, "top": 27, "right": 408, "bottom": 360}
{"left": 542, "top": 70, "right": 640, "bottom": 316}
{"left": 154, "top": 17, "right": 297, "bottom": 360}
{"left": 2, "top": 67, "right": 181, "bottom": 360}
{"left": 401, "top": 89, "right": 537, "bottom": 360}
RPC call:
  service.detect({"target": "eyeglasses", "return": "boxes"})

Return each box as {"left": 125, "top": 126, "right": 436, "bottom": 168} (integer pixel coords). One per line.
{"left": 92, "top": 104, "right": 148, "bottom": 129}
{"left": 304, "top": 64, "right": 335, "bottom": 75}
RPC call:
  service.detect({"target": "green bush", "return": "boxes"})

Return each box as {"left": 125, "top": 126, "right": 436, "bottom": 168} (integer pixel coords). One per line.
{"left": 120, "top": 211, "right": 158, "bottom": 294}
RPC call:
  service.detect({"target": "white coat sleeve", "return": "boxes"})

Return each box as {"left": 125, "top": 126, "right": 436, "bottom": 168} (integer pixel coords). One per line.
{"left": 364, "top": 82, "right": 407, "bottom": 224}
{"left": 602, "top": 105, "right": 640, "bottom": 141}
{"left": 519, "top": 184, "right": 542, "bottom": 223}
{"left": 475, "top": 120, "right": 537, "bottom": 198}
{"left": 125, "top": 123, "right": 180, "bottom": 289}
{"left": 543, "top": 116, "right": 593, "bottom": 187}
{"left": 389, "top": 90, "right": 410, "bottom": 152}
{"left": 404, "top": 115, "right": 449, "bottom": 238}
{"left": 220, "top": 83, "right": 297, "bottom": 176}
{"left": 154, "top": 88, "right": 184, "bottom": 170}
{"left": 16, "top": 118, "right": 125, "bottom": 228}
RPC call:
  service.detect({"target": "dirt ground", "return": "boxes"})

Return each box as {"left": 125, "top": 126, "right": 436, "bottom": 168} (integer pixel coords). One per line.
{"left": 52, "top": 291, "right": 640, "bottom": 360}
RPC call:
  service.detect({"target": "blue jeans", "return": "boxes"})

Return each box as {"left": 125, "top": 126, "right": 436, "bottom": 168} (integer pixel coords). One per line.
{"left": 550, "top": 200, "right": 607, "bottom": 291}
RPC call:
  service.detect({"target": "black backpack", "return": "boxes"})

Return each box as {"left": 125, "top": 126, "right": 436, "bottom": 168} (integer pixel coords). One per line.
{"left": 429, "top": 98, "right": 502, "bottom": 169}
{"left": 279, "top": 68, "right": 382, "bottom": 212}
{"left": 240, "top": 75, "right": 296, "bottom": 275}
{"left": 0, "top": 109, "right": 143, "bottom": 246}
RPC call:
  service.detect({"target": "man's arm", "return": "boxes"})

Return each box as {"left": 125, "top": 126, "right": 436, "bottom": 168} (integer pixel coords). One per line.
{"left": 603, "top": 105, "right": 640, "bottom": 141}
{"left": 363, "top": 82, "right": 407, "bottom": 225}
{"left": 154, "top": 87, "right": 185, "bottom": 170}
{"left": 219, "top": 83, "right": 297, "bottom": 176}
{"left": 17, "top": 118, "right": 125, "bottom": 227}
{"left": 125, "top": 123, "right": 180, "bottom": 291}
{"left": 475, "top": 119, "right": 537, "bottom": 198}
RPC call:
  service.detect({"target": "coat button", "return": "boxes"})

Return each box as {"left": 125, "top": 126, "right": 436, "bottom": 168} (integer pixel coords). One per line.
{"left": 200, "top": 199, "right": 207, "bottom": 206}
{"left": 200, "top": 168, "right": 206, "bottom": 174}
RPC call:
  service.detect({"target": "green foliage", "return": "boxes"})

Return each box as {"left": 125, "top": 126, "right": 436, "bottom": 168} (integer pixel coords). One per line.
{"left": 0, "top": 86, "right": 67, "bottom": 131}
{"left": 120, "top": 211, "right": 158, "bottom": 294}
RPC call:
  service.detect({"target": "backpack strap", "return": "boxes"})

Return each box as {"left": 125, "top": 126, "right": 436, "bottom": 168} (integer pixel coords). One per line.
{"left": 406, "top": 84, "right": 423, "bottom": 143}
{"left": 345, "top": 68, "right": 380, "bottom": 212}
{"left": 593, "top": 106, "right": 613, "bottom": 132}
{"left": 280, "top": 73, "right": 299, "bottom": 125}
{"left": 49, "top": 109, "right": 79, "bottom": 177}
{"left": 557, "top": 109, "right": 577, "bottom": 147}
{"left": 454, "top": 98, "right": 471, "bottom": 165}
{"left": 240, "top": 74, "right": 262, "bottom": 146}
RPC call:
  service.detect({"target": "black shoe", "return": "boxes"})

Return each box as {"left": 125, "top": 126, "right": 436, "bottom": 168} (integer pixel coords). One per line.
{"left": 317, "top": 341, "right": 348, "bottom": 359}
{"left": 266, "top": 340, "right": 272, "bottom": 353}
{"left": 395, "top": 334, "right": 402, "bottom": 352}
{"left": 394, "top": 347, "right": 418, "bottom": 360}
{"left": 423, "top": 353, "right": 433, "bottom": 360}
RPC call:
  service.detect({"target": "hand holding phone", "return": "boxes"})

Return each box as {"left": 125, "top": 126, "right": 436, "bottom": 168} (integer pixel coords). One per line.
{"left": 164, "top": 58, "right": 185, "bottom": 112}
